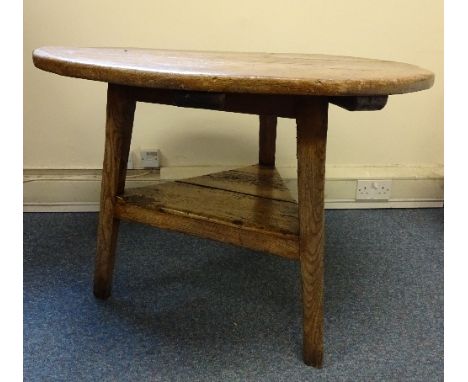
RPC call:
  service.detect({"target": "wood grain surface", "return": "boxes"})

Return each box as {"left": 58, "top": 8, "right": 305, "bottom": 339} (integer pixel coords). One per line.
{"left": 179, "top": 165, "right": 293, "bottom": 202}
{"left": 94, "top": 84, "right": 136, "bottom": 299}
{"left": 296, "top": 98, "right": 328, "bottom": 367}
{"left": 33, "top": 47, "right": 434, "bottom": 96}
{"left": 115, "top": 165, "right": 299, "bottom": 258}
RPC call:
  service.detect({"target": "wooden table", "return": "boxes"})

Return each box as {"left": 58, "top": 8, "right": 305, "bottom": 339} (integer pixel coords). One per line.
{"left": 33, "top": 47, "right": 434, "bottom": 368}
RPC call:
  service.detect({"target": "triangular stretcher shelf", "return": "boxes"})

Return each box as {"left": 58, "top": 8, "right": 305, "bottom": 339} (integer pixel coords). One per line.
{"left": 115, "top": 165, "right": 299, "bottom": 259}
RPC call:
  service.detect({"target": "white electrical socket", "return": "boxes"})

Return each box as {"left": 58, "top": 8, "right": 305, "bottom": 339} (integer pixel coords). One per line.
{"left": 140, "top": 148, "right": 160, "bottom": 169}
{"left": 356, "top": 180, "right": 392, "bottom": 201}
{"left": 127, "top": 151, "right": 134, "bottom": 169}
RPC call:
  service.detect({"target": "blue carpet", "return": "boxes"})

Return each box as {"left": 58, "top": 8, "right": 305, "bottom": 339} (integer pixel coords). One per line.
{"left": 24, "top": 209, "right": 443, "bottom": 381}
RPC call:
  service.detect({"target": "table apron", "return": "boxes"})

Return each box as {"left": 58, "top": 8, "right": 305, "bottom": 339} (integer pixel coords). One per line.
{"left": 117, "top": 85, "right": 388, "bottom": 118}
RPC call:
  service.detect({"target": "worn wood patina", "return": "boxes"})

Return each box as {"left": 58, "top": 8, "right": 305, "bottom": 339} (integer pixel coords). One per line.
{"left": 33, "top": 47, "right": 434, "bottom": 96}
{"left": 33, "top": 46, "right": 434, "bottom": 368}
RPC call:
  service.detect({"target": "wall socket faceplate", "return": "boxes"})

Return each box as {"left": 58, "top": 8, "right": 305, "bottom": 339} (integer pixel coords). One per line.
{"left": 127, "top": 151, "right": 134, "bottom": 169}
{"left": 356, "top": 180, "right": 392, "bottom": 201}
{"left": 140, "top": 148, "right": 160, "bottom": 169}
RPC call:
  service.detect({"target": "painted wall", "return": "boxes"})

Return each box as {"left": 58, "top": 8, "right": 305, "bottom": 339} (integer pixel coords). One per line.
{"left": 24, "top": 0, "right": 443, "bottom": 170}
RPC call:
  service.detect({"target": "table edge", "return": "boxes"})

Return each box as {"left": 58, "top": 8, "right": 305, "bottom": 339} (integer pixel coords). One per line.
{"left": 32, "top": 48, "right": 435, "bottom": 97}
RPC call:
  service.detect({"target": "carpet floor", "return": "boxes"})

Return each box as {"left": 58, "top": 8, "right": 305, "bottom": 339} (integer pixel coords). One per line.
{"left": 24, "top": 209, "right": 443, "bottom": 381}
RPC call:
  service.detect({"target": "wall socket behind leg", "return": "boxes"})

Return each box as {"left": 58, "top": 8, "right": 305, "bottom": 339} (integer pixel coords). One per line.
{"left": 356, "top": 180, "right": 392, "bottom": 201}
{"left": 127, "top": 150, "right": 134, "bottom": 169}
{"left": 140, "top": 149, "right": 160, "bottom": 169}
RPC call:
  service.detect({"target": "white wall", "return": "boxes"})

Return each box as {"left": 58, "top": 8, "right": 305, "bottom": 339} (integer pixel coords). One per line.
{"left": 24, "top": 0, "right": 443, "bottom": 172}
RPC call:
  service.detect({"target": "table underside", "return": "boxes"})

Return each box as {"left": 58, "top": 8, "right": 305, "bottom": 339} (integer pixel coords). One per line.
{"left": 116, "top": 165, "right": 300, "bottom": 259}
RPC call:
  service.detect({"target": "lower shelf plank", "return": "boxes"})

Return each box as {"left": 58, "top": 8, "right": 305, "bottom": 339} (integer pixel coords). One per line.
{"left": 115, "top": 165, "right": 300, "bottom": 259}
{"left": 179, "top": 165, "right": 295, "bottom": 202}
{"left": 115, "top": 201, "right": 299, "bottom": 258}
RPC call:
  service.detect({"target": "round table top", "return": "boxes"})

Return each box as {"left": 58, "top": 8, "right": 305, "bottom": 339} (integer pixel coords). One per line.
{"left": 33, "top": 47, "right": 434, "bottom": 96}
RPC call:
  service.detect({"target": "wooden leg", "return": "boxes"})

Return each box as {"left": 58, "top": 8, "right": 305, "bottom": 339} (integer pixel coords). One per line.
{"left": 296, "top": 97, "right": 328, "bottom": 367}
{"left": 259, "top": 115, "right": 277, "bottom": 166}
{"left": 93, "top": 84, "right": 136, "bottom": 299}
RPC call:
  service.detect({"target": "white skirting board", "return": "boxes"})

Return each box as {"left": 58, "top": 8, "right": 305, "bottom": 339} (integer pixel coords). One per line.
{"left": 23, "top": 165, "right": 444, "bottom": 212}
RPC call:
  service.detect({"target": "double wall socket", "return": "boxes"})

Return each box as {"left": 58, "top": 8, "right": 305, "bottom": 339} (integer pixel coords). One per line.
{"left": 356, "top": 180, "right": 392, "bottom": 201}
